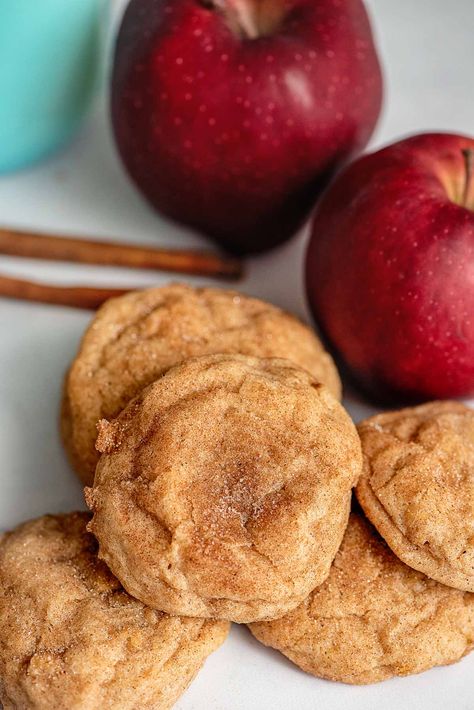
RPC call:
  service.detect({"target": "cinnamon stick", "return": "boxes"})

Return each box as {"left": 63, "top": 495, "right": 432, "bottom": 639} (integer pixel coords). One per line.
{"left": 0, "top": 227, "right": 243, "bottom": 280}
{"left": 0, "top": 273, "right": 133, "bottom": 310}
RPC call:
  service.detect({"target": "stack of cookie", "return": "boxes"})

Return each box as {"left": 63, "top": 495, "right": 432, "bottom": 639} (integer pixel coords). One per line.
{"left": 0, "top": 284, "right": 473, "bottom": 708}
{"left": 251, "top": 401, "right": 474, "bottom": 683}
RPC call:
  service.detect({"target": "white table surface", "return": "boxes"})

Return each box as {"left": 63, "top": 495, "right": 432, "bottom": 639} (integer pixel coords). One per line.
{"left": 0, "top": 1, "right": 473, "bottom": 708}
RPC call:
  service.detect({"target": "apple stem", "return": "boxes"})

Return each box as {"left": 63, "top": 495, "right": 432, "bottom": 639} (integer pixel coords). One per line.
{"left": 462, "top": 148, "right": 474, "bottom": 208}
{"left": 200, "top": 0, "right": 259, "bottom": 39}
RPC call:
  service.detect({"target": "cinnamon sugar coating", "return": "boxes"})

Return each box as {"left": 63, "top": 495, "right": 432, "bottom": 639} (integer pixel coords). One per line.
{"left": 86, "top": 354, "right": 360, "bottom": 623}
{"left": 357, "top": 401, "right": 474, "bottom": 592}
{"left": 0, "top": 513, "right": 228, "bottom": 710}
{"left": 61, "top": 284, "right": 341, "bottom": 486}
{"left": 249, "top": 513, "right": 474, "bottom": 684}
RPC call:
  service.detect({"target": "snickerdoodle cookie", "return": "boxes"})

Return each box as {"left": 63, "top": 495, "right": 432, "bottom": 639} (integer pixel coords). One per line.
{"left": 61, "top": 284, "right": 341, "bottom": 486}
{"left": 85, "top": 354, "right": 360, "bottom": 624}
{"left": 0, "top": 512, "right": 228, "bottom": 710}
{"left": 356, "top": 401, "right": 474, "bottom": 592}
{"left": 249, "top": 513, "right": 474, "bottom": 684}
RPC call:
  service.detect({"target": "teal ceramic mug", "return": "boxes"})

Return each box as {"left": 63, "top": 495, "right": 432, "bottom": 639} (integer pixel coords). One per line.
{"left": 0, "top": 0, "right": 106, "bottom": 173}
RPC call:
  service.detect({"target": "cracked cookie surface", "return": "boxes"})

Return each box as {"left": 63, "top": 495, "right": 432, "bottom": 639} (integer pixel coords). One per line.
{"left": 0, "top": 512, "right": 228, "bottom": 710}
{"left": 86, "top": 354, "right": 360, "bottom": 623}
{"left": 61, "top": 284, "right": 341, "bottom": 486}
{"left": 249, "top": 513, "right": 474, "bottom": 684}
{"left": 356, "top": 401, "right": 474, "bottom": 592}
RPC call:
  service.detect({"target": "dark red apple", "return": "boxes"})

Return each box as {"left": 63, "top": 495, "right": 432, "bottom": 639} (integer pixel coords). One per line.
{"left": 306, "top": 133, "right": 474, "bottom": 403}
{"left": 111, "top": 0, "right": 382, "bottom": 253}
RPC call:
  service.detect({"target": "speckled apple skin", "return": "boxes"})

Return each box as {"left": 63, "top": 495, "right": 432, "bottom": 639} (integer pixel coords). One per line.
{"left": 306, "top": 133, "right": 474, "bottom": 402}
{"left": 111, "top": 0, "right": 383, "bottom": 254}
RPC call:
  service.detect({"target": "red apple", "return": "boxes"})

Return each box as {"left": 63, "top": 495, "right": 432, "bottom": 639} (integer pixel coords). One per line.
{"left": 306, "top": 133, "right": 474, "bottom": 403}
{"left": 111, "top": 0, "right": 382, "bottom": 253}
